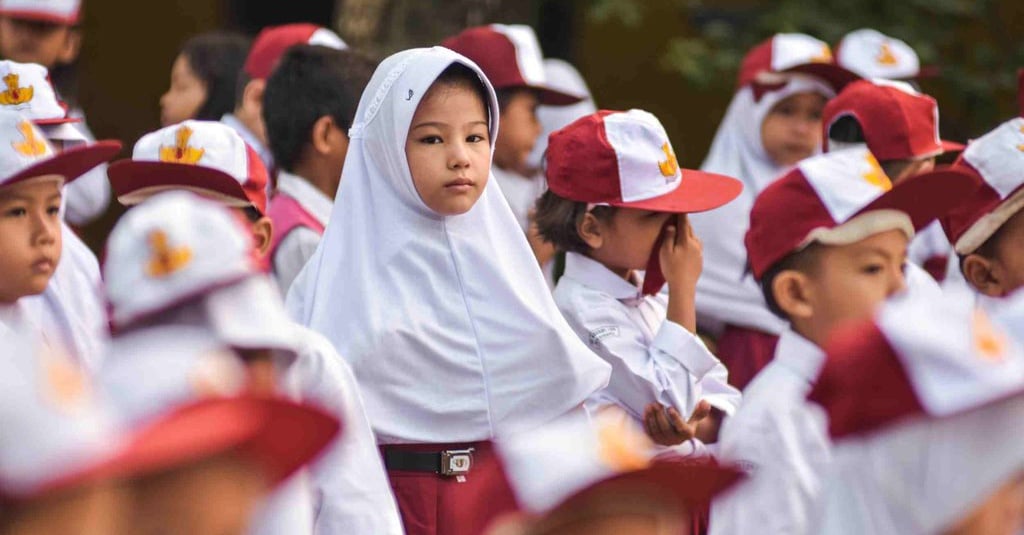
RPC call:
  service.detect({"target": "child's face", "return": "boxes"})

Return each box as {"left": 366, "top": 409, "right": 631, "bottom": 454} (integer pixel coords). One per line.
{"left": 160, "top": 54, "right": 207, "bottom": 127}
{"left": 760, "top": 92, "right": 826, "bottom": 168}
{"left": 2, "top": 482, "right": 129, "bottom": 535}
{"left": 0, "top": 179, "right": 62, "bottom": 303}
{"left": 493, "top": 89, "right": 541, "bottom": 173}
{"left": 405, "top": 82, "right": 491, "bottom": 215}
{"left": 944, "top": 472, "right": 1024, "bottom": 535}
{"left": 130, "top": 452, "right": 267, "bottom": 535}
{"left": 789, "top": 229, "right": 908, "bottom": 345}
{"left": 585, "top": 208, "right": 674, "bottom": 275}
{"left": 963, "top": 209, "right": 1024, "bottom": 297}
{"left": 0, "top": 17, "right": 76, "bottom": 67}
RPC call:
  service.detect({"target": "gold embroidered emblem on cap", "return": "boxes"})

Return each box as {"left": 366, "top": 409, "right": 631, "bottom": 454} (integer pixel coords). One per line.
{"left": 862, "top": 153, "right": 892, "bottom": 191}
{"left": 810, "top": 44, "right": 833, "bottom": 63}
{"left": 876, "top": 42, "right": 898, "bottom": 66}
{"left": 973, "top": 310, "right": 1008, "bottom": 363}
{"left": 11, "top": 120, "right": 48, "bottom": 157}
{"left": 145, "top": 229, "right": 193, "bottom": 278}
{"left": 0, "top": 73, "right": 33, "bottom": 106}
{"left": 159, "top": 125, "right": 205, "bottom": 164}
{"left": 659, "top": 142, "right": 679, "bottom": 179}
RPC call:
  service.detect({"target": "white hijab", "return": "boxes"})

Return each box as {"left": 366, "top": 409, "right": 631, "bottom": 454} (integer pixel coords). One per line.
{"left": 689, "top": 77, "right": 834, "bottom": 335}
{"left": 287, "top": 47, "right": 610, "bottom": 443}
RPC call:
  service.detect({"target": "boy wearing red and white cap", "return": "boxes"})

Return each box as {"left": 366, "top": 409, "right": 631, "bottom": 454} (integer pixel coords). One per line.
{"left": 224, "top": 23, "right": 346, "bottom": 174}
{"left": 710, "top": 146, "right": 976, "bottom": 534}
{"left": 443, "top": 24, "right": 584, "bottom": 262}
{"left": 809, "top": 291, "right": 1024, "bottom": 534}
{"left": 823, "top": 78, "right": 965, "bottom": 281}
{"left": 0, "top": 328, "right": 339, "bottom": 535}
{"left": 536, "top": 109, "right": 742, "bottom": 451}
{"left": 941, "top": 117, "right": 1024, "bottom": 303}
{"left": 102, "top": 191, "right": 403, "bottom": 534}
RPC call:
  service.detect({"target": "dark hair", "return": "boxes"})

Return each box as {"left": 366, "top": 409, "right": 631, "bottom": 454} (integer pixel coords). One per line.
{"left": 759, "top": 243, "right": 824, "bottom": 319}
{"left": 828, "top": 114, "right": 920, "bottom": 179}
{"left": 957, "top": 219, "right": 1010, "bottom": 274}
{"left": 241, "top": 205, "right": 263, "bottom": 223}
{"left": 180, "top": 31, "right": 251, "bottom": 121}
{"left": 533, "top": 189, "right": 617, "bottom": 254}
{"left": 430, "top": 62, "right": 491, "bottom": 117}
{"left": 495, "top": 87, "right": 536, "bottom": 113}
{"left": 262, "top": 45, "right": 376, "bottom": 172}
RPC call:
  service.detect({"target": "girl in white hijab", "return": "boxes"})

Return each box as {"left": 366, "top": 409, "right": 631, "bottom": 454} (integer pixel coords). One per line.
{"left": 688, "top": 33, "right": 853, "bottom": 389}
{"left": 287, "top": 46, "right": 611, "bottom": 535}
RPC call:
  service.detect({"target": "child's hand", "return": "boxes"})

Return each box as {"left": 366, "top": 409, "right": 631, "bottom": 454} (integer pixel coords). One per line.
{"left": 659, "top": 214, "right": 703, "bottom": 291}
{"left": 642, "top": 400, "right": 712, "bottom": 447}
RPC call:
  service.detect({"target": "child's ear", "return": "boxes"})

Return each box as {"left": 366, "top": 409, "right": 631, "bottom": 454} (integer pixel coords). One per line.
{"left": 772, "top": 270, "right": 814, "bottom": 320}
{"left": 577, "top": 212, "right": 604, "bottom": 250}
{"left": 963, "top": 254, "right": 1006, "bottom": 297}
{"left": 57, "top": 28, "right": 81, "bottom": 65}
{"left": 310, "top": 116, "right": 335, "bottom": 156}
{"left": 251, "top": 216, "right": 274, "bottom": 257}
{"left": 242, "top": 79, "right": 266, "bottom": 115}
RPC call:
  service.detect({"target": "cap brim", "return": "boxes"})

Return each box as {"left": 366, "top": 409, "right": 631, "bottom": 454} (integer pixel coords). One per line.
{"left": 556, "top": 461, "right": 744, "bottom": 513}
{"left": 940, "top": 140, "right": 966, "bottom": 154}
{"left": 38, "top": 122, "right": 88, "bottom": 143}
{"left": 108, "top": 160, "right": 251, "bottom": 208}
{"left": 610, "top": 171, "right": 743, "bottom": 214}
{"left": 0, "top": 9, "right": 78, "bottom": 25}
{"left": 3, "top": 140, "right": 121, "bottom": 188}
{"left": 784, "top": 63, "right": 861, "bottom": 93}
{"left": 855, "top": 166, "right": 981, "bottom": 232}
{"left": 102, "top": 396, "right": 340, "bottom": 487}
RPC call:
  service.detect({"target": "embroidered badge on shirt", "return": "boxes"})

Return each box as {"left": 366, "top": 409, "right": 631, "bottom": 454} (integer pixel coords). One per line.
{"left": 589, "top": 325, "right": 620, "bottom": 346}
{"left": 659, "top": 142, "right": 679, "bottom": 180}
{"left": 144, "top": 229, "right": 193, "bottom": 278}
{"left": 159, "top": 125, "right": 205, "bottom": 164}
{"left": 0, "top": 73, "right": 33, "bottom": 106}
{"left": 11, "top": 120, "right": 48, "bottom": 157}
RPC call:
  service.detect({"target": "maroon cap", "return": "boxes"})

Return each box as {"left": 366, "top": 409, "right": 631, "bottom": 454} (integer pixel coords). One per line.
{"left": 243, "top": 23, "right": 347, "bottom": 80}
{"left": 738, "top": 33, "right": 859, "bottom": 94}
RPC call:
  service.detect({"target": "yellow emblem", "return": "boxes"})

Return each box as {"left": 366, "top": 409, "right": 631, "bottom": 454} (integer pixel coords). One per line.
{"left": 862, "top": 153, "right": 892, "bottom": 191}
{"left": 596, "top": 413, "right": 651, "bottom": 472}
{"left": 0, "top": 73, "right": 33, "bottom": 106}
{"left": 159, "top": 125, "right": 205, "bottom": 164}
{"left": 973, "top": 310, "right": 1007, "bottom": 363}
{"left": 810, "top": 44, "right": 833, "bottom": 63}
{"left": 144, "top": 229, "right": 193, "bottom": 278}
{"left": 658, "top": 142, "right": 679, "bottom": 179}
{"left": 11, "top": 120, "right": 48, "bottom": 157}
{"left": 876, "top": 42, "right": 898, "bottom": 66}
{"left": 1018, "top": 125, "right": 1024, "bottom": 152}
{"left": 42, "top": 350, "right": 88, "bottom": 413}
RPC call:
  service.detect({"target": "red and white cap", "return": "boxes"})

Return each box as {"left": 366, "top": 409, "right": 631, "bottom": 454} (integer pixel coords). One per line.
{"left": 835, "top": 29, "right": 925, "bottom": 80}
{"left": 940, "top": 117, "right": 1024, "bottom": 255}
{"left": 0, "top": 0, "right": 79, "bottom": 25}
{"left": 545, "top": 109, "right": 742, "bottom": 212}
{"left": 244, "top": 23, "right": 347, "bottom": 80}
{"left": 0, "top": 60, "right": 87, "bottom": 143}
{"left": 745, "top": 146, "right": 978, "bottom": 280}
{"left": 0, "top": 109, "right": 119, "bottom": 190}
{"left": 103, "top": 192, "right": 297, "bottom": 363}
{"left": 737, "top": 33, "right": 859, "bottom": 93}
{"left": 823, "top": 79, "right": 964, "bottom": 161}
{"left": 442, "top": 24, "right": 583, "bottom": 106}
{"left": 108, "top": 120, "right": 269, "bottom": 214}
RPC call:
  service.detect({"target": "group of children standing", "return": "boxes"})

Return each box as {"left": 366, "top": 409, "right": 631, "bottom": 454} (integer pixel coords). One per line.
{"left": 3, "top": 0, "right": 1024, "bottom": 533}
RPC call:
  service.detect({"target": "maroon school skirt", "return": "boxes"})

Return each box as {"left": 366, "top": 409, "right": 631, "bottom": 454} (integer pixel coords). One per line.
{"left": 716, "top": 325, "right": 780, "bottom": 390}
{"left": 381, "top": 441, "right": 517, "bottom": 535}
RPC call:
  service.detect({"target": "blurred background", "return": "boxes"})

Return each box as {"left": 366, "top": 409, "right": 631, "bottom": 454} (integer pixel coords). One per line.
{"left": 76, "top": 0, "right": 1024, "bottom": 248}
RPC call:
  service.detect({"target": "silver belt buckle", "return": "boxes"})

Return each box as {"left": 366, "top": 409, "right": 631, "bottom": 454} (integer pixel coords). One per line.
{"left": 440, "top": 448, "right": 474, "bottom": 476}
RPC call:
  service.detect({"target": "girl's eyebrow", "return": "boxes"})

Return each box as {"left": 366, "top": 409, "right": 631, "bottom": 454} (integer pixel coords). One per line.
{"left": 411, "top": 120, "right": 488, "bottom": 130}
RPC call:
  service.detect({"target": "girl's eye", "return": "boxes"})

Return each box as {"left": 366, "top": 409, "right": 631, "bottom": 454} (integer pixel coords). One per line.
{"left": 467, "top": 134, "right": 486, "bottom": 143}
{"left": 47, "top": 205, "right": 60, "bottom": 216}
{"left": 418, "top": 135, "right": 443, "bottom": 144}
{"left": 861, "top": 264, "right": 884, "bottom": 275}
{"left": 4, "top": 207, "right": 26, "bottom": 217}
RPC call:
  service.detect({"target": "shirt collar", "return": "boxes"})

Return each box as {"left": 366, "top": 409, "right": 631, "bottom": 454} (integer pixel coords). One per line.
{"left": 220, "top": 113, "right": 274, "bottom": 170}
{"left": 562, "top": 252, "right": 642, "bottom": 302}
{"left": 774, "top": 328, "right": 827, "bottom": 385}
{"left": 276, "top": 171, "right": 333, "bottom": 226}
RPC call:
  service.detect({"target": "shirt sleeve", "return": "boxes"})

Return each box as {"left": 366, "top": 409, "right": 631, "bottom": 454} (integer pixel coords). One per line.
{"left": 568, "top": 300, "right": 727, "bottom": 420}
{"left": 63, "top": 164, "right": 111, "bottom": 226}
{"left": 273, "top": 227, "right": 322, "bottom": 295}
{"left": 286, "top": 333, "right": 405, "bottom": 535}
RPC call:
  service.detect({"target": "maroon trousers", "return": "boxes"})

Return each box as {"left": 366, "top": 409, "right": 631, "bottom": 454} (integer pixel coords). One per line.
{"left": 716, "top": 325, "right": 780, "bottom": 390}
{"left": 381, "top": 442, "right": 517, "bottom": 535}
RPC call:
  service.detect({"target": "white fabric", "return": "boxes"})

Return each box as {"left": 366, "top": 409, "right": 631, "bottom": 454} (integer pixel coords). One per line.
{"left": 962, "top": 117, "right": 1024, "bottom": 199}
{"left": 711, "top": 329, "right": 831, "bottom": 535}
{"left": 690, "top": 77, "right": 833, "bottom": 335}
{"left": 222, "top": 113, "right": 274, "bottom": 173}
{"left": 771, "top": 34, "right": 835, "bottom": 71}
{"left": 493, "top": 165, "right": 545, "bottom": 233}
{"left": 308, "top": 28, "right": 347, "bottom": 50}
{"left": 816, "top": 381, "right": 1024, "bottom": 534}
{"left": 554, "top": 252, "right": 740, "bottom": 422}
{"left": 907, "top": 220, "right": 950, "bottom": 271}
{"left": 286, "top": 47, "right": 610, "bottom": 443}
{"left": 0, "top": 0, "right": 78, "bottom": 20}
{"left": 63, "top": 109, "right": 111, "bottom": 226}
{"left": 131, "top": 120, "right": 250, "bottom": 183}
{"left": 490, "top": 24, "right": 545, "bottom": 86}
{"left": 799, "top": 147, "right": 892, "bottom": 222}
{"left": 603, "top": 109, "right": 682, "bottom": 202}
{"left": 272, "top": 171, "right": 332, "bottom": 292}
{"left": 527, "top": 58, "right": 597, "bottom": 171}
{"left": 0, "top": 61, "right": 70, "bottom": 120}
{"left": 836, "top": 29, "right": 921, "bottom": 80}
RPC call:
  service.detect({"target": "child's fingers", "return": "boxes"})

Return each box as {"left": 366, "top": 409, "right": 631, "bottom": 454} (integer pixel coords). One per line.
{"left": 688, "top": 399, "right": 713, "bottom": 425}
{"left": 661, "top": 225, "right": 677, "bottom": 253}
{"left": 666, "top": 407, "right": 688, "bottom": 435}
{"left": 652, "top": 405, "right": 675, "bottom": 437}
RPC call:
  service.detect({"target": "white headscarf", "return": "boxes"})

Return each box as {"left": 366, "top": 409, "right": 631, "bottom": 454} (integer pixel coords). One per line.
{"left": 689, "top": 77, "right": 834, "bottom": 335}
{"left": 287, "top": 47, "right": 610, "bottom": 444}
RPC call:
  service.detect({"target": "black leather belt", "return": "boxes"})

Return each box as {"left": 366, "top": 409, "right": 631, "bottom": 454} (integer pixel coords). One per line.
{"left": 383, "top": 448, "right": 474, "bottom": 476}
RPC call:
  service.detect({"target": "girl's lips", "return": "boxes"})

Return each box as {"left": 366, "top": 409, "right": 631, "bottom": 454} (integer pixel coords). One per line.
{"left": 445, "top": 178, "right": 475, "bottom": 188}
{"left": 32, "top": 258, "right": 55, "bottom": 274}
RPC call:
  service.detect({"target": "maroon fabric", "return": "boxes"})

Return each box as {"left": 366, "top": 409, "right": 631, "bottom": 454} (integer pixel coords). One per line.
{"left": 716, "top": 325, "right": 780, "bottom": 390}
{"left": 266, "top": 192, "right": 325, "bottom": 259}
{"left": 922, "top": 255, "right": 949, "bottom": 283}
{"left": 381, "top": 442, "right": 518, "bottom": 535}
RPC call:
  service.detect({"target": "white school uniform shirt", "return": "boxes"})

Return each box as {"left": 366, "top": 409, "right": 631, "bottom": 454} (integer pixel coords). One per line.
{"left": 710, "top": 329, "right": 831, "bottom": 535}
{"left": 493, "top": 165, "right": 546, "bottom": 234}
{"left": 272, "top": 172, "right": 332, "bottom": 293}
{"left": 907, "top": 220, "right": 950, "bottom": 273}
{"left": 554, "top": 253, "right": 741, "bottom": 422}
{"left": 222, "top": 113, "right": 274, "bottom": 172}
{"left": 62, "top": 109, "right": 112, "bottom": 225}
